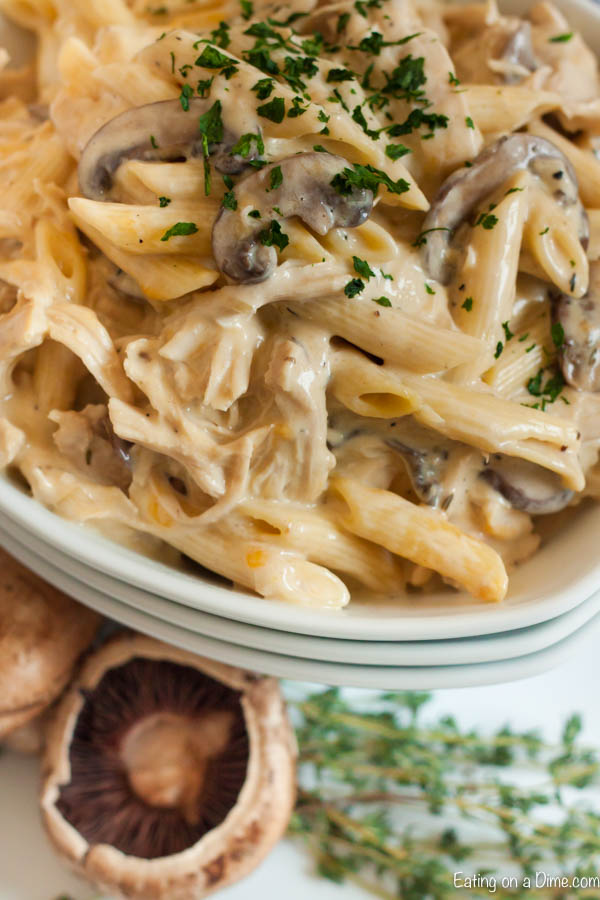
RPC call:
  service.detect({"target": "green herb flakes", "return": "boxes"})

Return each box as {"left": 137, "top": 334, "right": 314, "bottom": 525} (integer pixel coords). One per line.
{"left": 160, "top": 222, "right": 198, "bottom": 241}
{"left": 353, "top": 256, "right": 375, "bottom": 279}
{"left": 344, "top": 278, "right": 365, "bottom": 298}
{"left": 461, "top": 296, "right": 473, "bottom": 311}
{"left": 158, "top": 196, "right": 171, "bottom": 207}
{"left": 549, "top": 31, "right": 573, "bottom": 42}
{"left": 373, "top": 296, "right": 392, "bottom": 307}
{"left": 269, "top": 165, "right": 283, "bottom": 191}
{"left": 258, "top": 220, "right": 289, "bottom": 251}
{"left": 179, "top": 83, "right": 194, "bottom": 111}
{"left": 551, "top": 321, "right": 565, "bottom": 348}
{"left": 257, "top": 97, "right": 285, "bottom": 123}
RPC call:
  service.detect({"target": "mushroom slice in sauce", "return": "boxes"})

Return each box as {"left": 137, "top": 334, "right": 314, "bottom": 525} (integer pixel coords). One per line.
{"left": 385, "top": 420, "right": 453, "bottom": 507}
{"left": 79, "top": 99, "right": 261, "bottom": 201}
{"left": 480, "top": 454, "right": 574, "bottom": 514}
{"left": 421, "top": 134, "right": 588, "bottom": 284}
{"left": 554, "top": 261, "right": 600, "bottom": 391}
{"left": 211, "top": 152, "right": 374, "bottom": 284}
{"left": 51, "top": 404, "right": 132, "bottom": 490}
{"left": 500, "top": 22, "right": 538, "bottom": 83}
{"left": 41, "top": 634, "right": 296, "bottom": 900}
{"left": 0, "top": 547, "right": 99, "bottom": 740}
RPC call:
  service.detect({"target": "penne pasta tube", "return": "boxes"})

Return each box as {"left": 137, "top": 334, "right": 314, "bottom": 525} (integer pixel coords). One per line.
{"left": 330, "top": 476, "right": 508, "bottom": 603}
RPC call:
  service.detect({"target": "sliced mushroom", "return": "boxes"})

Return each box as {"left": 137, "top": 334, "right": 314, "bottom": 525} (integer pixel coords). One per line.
{"left": 554, "top": 261, "right": 600, "bottom": 391}
{"left": 79, "top": 100, "right": 261, "bottom": 201}
{"left": 0, "top": 547, "right": 100, "bottom": 740}
{"left": 480, "top": 454, "right": 573, "bottom": 514}
{"left": 421, "top": 134, "right": 588, "bottom": 284}
{"left": 41, "top": 634, "right": 296, "bottom": 900}
{"left": 385, "top": 420, "right": 452, "bottom": 507}
{"left": 212, "top": 152, "right": 374, "bottom": 283}
{"left": 501, "top": 22, "right": 538, "bottom": 83}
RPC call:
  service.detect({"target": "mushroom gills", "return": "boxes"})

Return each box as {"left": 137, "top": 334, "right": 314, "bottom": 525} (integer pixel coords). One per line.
{"left": 211, "top": 152, "right": 374, "bottom": 283}
{"left": 554, "top": 262, "right": 600, "bottom": 391}
{"left": 55, "top": 657, "right": 249, "bottom": 859}
{"left": 420, "top": 134, "right": 588, "bottom": 284}
{"left": 480, "top": 454, "right": 574, "bottom": 514}
{"left": 78, "top": 99, "right": 262, "bottom": 201}
{"left": 501, "top": 22, "right": 538, "bottom": 83}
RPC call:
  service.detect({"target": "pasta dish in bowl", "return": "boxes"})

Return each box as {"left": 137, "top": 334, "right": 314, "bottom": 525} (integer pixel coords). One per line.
{"left": 0, "top": 0, "right": 599, "bottom": 614}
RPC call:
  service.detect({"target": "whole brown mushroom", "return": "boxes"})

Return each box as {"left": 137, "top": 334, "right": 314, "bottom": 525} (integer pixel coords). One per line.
{"left": 41, "top": 633, "right": 297, "bottom": 900}
{"left": 0, "top": 547, "right": 100, "bottom": 739}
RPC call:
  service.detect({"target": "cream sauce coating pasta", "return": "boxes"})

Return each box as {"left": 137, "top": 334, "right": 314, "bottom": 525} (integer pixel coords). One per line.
{"left": 0, "top": 0, "right": 599, "bottom": 608}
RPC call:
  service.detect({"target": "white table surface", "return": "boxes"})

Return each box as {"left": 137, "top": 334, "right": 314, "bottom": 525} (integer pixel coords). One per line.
{"left": 2, "top": 636, "right": 600, "bottom": 900}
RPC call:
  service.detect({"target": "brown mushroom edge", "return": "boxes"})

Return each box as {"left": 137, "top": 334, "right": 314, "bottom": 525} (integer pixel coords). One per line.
{"left": 40, "top": 634, "right": 297, "bottom": 900}
{"left": 0, "top": 546, "right": 100, "bottom": 739}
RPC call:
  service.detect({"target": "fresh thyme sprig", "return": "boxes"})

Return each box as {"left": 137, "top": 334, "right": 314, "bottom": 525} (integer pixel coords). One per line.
{"left": 289, "top": 689, "right": 600, "bottom": 899}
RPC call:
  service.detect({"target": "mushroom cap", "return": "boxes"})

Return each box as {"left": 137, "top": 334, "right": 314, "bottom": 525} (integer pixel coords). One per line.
{"left": 554, "top": 261, "right": 600, "bottom": 392}
{"left": 480, "top": 454, "right": 574, "bottom": 515}
{"left": 421, "top": 134, "right": 588, "bottom": 284}
{"left": 41, "top": 634, "right": 297, "bottom": 900}
{"left": 0, "top": 547, "right": 100, "bottom": 738}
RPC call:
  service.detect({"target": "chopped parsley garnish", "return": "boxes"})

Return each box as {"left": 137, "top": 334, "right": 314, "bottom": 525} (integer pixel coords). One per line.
{"left": 337, "top": 12, "right": 350, "bottom": 32}
{"left": 259, "top": 220, "right": 289, "bottom": 251}
{"left": 170, "top": 51, "right": 175, "bottom": 73}
{"left": 327, "top": 68, "right": 355, "bottom": 83}
{"left": 350, "top": 30, "right": 421, "bottom": 56}
{"left": 197, "top": 77, "right": 213, "bottom": 97}
{"left": 195, "top": 45, "right": 232, "bottom": 69}
{"left": 244, "top": 48, "right": 280, "bottom": 75}
{"left": 476, "top": 212, "right": 499, "bottom": 230}
{"left": 518, "top": 332, "right": 530, "bottom": 342}
{"left": 354, "top": 0, "right": 383, "bottom": 17}
{"left": 150, "top": 135, "right": 158, "bottom": 149}
{"left": 540, "top": 226, "right": 550, "bottom": 236}
{"left": 267, "top": 10, "right": 308, "bottom": 26}
{"left": 526, "top": 343, "right": 536, "bottom": 353}
{"left": 158, "top": 196, "right": 171, "bottom": 207}
{"left": 465, "top": 116, "right": 475, "bottom": 129}
{"left": 332, "top": 163, "right": 410, "bottom": 197}
{"left": 257, "top": 96, "right": 285, "bottom": 123}
{"left": 385, "top": 143, "right": 411, "bottom": 160}
{"left": 425, "top": 283, "right": 435, "bottom": 295}
{"left": 179, "top": 64, "right": 193, "bottom": 78}
{"left": 269, "top": 165, "right": 283, "bottom": 190}
{"left": 223, "top": 190, "right": 237, "bottom": 210}
{"left": 502, "top": 321, "right": 514, "bottom": 342}
{"left": 382, "top": 56, "right": 426, "bottom": 102}
{"left": 387, "top": 108, "right": 449, "bottom": 136}
{"left": 494, "top": 342, "right": 503, "bottom": 359}
{"left": 461, "top": 296, "right": 473, "bottom": 311}
{"left": 551, "top": 321, "right": 565, "bottom": 348}
{"left": 506, "top": 186, "right": 525, "bottom": 195}
{"left": 549, "top": 32, "right": 573, "bottom": 42}
{"left": 313, "top": 144, "right": 327, "bottom": 152}
{"left": 288, "top": 96, "right": 309, "bottom": 117}
{"left": 240, "top": 0, "right": 253, "bottom": 20}
{"left": 318, "top": 110, "right": 330, "bottom": 124}
{"left": 373, "top": 296, "right": 392, "bottom": 307}
{"left": 412, "top": 226, "right": 451, "bottom": 248}
{"left": 448, "top": 71, "right": 460, "bottom": 86}
{"left": 160, "top": 222, "right": 198, "bottom": 241}
{"left": 197, "top": 100, "right": 224, "bottom": 194}
{"left": 210, "top": 21, "right": 230, "bottom": 49}
{"left": 344, "top": 278, "right": 365, "bottom": 298}
{"left": 526, "top": 367, "right": 566, "bottom": 409}
{"left": 252, "top": 77, "right": 274, "bottom": 99}
{"left": 301, "top": 34, "right": 325, "bottom": 56}
{"left": 353, "top": 256, "right": 375, "bottom": 279}
{"left": 229, "top": 132, "right": 265, "bottom": 158}
{"left": 283, "top": 55, "right": 319, "bottom": 92}
{"left": 179, "top": 83, "right": 194, "bottom": 111}
{"left": 352, "top": 105, "right": 379, "bottom": 139}
{"left": 248, "top": 209, "right": 261, "bottom": 218}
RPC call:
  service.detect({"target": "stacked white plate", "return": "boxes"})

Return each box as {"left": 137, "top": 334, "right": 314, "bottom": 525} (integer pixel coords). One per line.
{"left": 2, "top": 472, "right": 600, "bottom": 689}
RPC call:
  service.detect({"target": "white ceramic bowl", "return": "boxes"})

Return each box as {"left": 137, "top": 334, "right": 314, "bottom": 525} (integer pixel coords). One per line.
{"left": 1, "top": 0, "right": 600, "bottom": 646}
